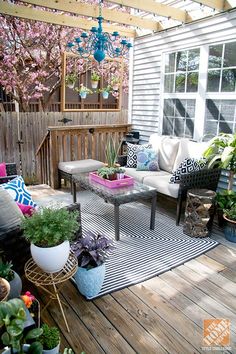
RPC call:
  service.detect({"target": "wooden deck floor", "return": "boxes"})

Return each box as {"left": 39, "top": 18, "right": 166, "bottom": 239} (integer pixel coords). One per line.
{"left": 25, "top": 185, "right": 236, "bottom": 354}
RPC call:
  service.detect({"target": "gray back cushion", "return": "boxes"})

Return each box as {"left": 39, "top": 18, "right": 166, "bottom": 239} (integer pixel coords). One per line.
{"left": 0, "top": 188, "right": 23, "bottom": 238}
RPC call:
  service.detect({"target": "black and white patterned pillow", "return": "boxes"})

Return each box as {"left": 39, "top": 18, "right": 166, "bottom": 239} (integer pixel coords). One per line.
{"left": 126, "top": 143, "right": 152, "bottom": 168}
{"left": 170, "top": 158, "right": 206, "bottom": 184}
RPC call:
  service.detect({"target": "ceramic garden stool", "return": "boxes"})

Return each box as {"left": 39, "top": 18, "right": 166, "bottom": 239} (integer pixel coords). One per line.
{"left": 183, "top": 189, "right": 216, "bottom": 238}
{"left": 24, "top": 253, "right": 78, "bottom": 332}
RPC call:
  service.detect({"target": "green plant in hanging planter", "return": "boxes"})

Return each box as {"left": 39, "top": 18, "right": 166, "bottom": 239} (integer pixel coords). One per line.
{"left": 75, "top": 84, "right": 93, "bottom": 99}
{"left": 65, "top": 73, "right": 77, "bottom": 89}
{"left": 91, "top": 71, "right": 100, "bottom": 88}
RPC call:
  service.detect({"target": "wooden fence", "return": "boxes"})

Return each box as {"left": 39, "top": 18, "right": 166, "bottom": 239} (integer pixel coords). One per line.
{"left": 0, "top": 110, "right": 128, "bottom": 183}
{"left": 36, "top": 124, "right": 131, "bottom": 188}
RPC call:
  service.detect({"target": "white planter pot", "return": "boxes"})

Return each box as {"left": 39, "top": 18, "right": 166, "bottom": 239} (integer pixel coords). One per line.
{"left": 112, "top": 84, "right": 119, "bottom": 91}
{"left": 67, "top": 83, "right": 75, "bottom": 89}
{"left": 91, "top": 80, "right": 98, "bottom": 89}
{"left": 31, "top": 241, "right": 70, "bottom": 273}
{"left": 43, "top": 343, "right": 60, "bottom": 354}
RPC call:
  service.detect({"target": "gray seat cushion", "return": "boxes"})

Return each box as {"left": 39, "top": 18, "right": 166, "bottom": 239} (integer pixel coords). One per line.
{"left": 58, "top": 159, "right": 104, "bottom": 174}
{"left": 124, "top": 168, "right": 167, "bottom": 184}
{"left": 0, "top": 188, "right": 23, "bottom": 238}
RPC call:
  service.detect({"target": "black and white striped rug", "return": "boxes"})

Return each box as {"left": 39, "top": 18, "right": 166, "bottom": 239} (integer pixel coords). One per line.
{"left": 79, "top": 192, "right": 219, "bottom": 300}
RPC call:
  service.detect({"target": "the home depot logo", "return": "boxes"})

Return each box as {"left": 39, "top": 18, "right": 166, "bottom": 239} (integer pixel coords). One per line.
{"left": 203, "top": 319, "right": 230, "bottom": 347}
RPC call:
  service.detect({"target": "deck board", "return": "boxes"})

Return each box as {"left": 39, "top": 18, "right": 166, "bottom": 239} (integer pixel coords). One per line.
{"left": 24, "top": 185, "right": 235, "bottom": 353}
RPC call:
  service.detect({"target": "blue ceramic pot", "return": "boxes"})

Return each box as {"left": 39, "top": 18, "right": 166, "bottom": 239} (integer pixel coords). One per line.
{"left": 74, "top": 264, "right": 105, "bottom": 298}
{"left": 102, "top": 91, "right": 109, "bottom": 99}
{"left": 80, "top": 92, "right": 87, "bottom": 99}
{"left": 223, "top": 215, "right": 236, "bottom": 243}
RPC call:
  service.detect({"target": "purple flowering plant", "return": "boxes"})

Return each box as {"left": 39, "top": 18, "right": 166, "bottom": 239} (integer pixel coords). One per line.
{"left": 71, "top": 231, "right": 115, "bottom": 269}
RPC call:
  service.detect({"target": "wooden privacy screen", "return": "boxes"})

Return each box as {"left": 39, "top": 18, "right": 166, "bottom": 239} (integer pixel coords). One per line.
{"left": 61, "top": 52, "right": 123, "bottom": 112}
{"left": 36, "top": 124, "right": 132, "bottom": 188}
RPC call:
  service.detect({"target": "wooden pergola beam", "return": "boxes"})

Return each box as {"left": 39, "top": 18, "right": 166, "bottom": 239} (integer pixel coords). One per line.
{"left": 21, "top": 0, "right": 161, "bottom": 31}
{"left": 191, "top": 0, "right": 236, "bottom": 10}
{"left": 104, "top": 0, "right": 192, "bottom": 23}
{"left": 0, "top": 0, "right": 136, "bottom": 38}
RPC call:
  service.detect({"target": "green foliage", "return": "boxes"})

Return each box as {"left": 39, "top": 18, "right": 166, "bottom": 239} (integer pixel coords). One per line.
{"left": 75, "top": 84, "right": 93, "bottom": 94}
{"left": 224, "top": 205, "right": 236, "bottom": 221}
{"left": 22, "top": 208, "right": 80, "bottom": 247}
{"left": 98, "top": 85, "right": 112, "bottom": 93}
{"left": 216, "top": 190, "right": 236, "bottom": 210}
{"left": 39, "top": 324, "right": 60, "bottom": 350}
{"left": 0, "top": 261, "right": 14, "bottom": 281}
{"left": 65, "top": 73, "right": 77, "bottom": 86}
{"left": 203, "top": 133, "right": 236, "bottom": 189}
{"left": 91, "top": 71, "right": 100, "bottom": 81}
{"left": 105, "top": 138, "right": 122, "bottom": 167}
{"left": 97, "top": 167, "right": 116, "bottom": 179}
{"left": 0, "top": 298, "right": 43, "bottom": 353}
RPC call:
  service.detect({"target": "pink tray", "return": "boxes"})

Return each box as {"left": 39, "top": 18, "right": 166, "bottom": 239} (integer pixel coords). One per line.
{"left": 89, "top": 172, "right": 134, "bottom": 188}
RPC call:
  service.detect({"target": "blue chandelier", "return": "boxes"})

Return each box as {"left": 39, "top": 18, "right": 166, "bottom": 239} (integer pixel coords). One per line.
{"left": 67, "top": 0, "right": 132, "bottom": 63}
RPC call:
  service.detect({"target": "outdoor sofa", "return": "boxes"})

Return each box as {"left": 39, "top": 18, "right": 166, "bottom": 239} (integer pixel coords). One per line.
{"left": 118, "top": 134, "right": 221, "bottom": 225}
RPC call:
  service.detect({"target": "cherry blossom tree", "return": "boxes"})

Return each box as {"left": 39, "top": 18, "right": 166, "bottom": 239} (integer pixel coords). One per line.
{"left": 0, "top": 7, "right": 129, "bottom": 111}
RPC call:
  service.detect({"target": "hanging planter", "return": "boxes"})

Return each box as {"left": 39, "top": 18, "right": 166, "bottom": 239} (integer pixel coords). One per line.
{"left": 91, "top": 71, "right": 100, "bottom": 89}
{"left": 102, "top": 91, "right": 109, "bottom": 99}
{"left": 65, "top": 73, "right": 77, "bottom": 89}
{"left": 80, "top": 92, "right": 87, "bottom": 99}
{"left": 110, "top": 77, "right": 120, "bottom": 91}
{"left": 75, "top": 84, "right": 93, "bottom": 100}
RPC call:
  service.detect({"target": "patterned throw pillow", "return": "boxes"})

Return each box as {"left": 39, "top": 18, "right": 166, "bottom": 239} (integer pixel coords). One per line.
{"left": 136, "top": 149, "right": 159, "bottom": 171}
{"left": 126, "top": 143, "right": 152, "bottom": 168}
{"left": 170, "top": 158, "right": 206, "bottom": 184}
{"left": 0, "top": 176, "right": 37, "bottom": 207}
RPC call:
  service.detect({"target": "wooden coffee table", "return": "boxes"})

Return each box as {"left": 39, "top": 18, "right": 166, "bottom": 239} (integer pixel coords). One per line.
{"left": 72, "top": 172, "right": 157, "bottom": 241}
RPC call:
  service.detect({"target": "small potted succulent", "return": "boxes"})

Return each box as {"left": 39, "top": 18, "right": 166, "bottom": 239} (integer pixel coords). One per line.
{"left": 75, "top": 84, "right": 93, "bottom": 99}
{"left": 223, "top": 205, "right": 236, "bottom": 243}
{"left": 72, "top": 231, "right": 115, "bottom": 298}
{"left": 90, "top": 71, "right": 100, "bottom": 89}
{"left": 115, "top": 167, "right": 125, "bottom": 180}
{"left": 22, "top": 208, "right": 79, "bottom": 273}
{"left": 0, "top": 260, "right": 22, "bottom": 299}
{"left": 97, "top": 166, "right": 117, "bottom": 180}
{"left": 0, "top": 298, "right": 43, "bottom": 353}
{"left": 110, "top": 76, "right": 120, "bottom": 91}
{"left": 39, "top": 324, "right": 60, "bottom": 354}
{"left": 65, "top": 73, "right": 77, "bottom": 89}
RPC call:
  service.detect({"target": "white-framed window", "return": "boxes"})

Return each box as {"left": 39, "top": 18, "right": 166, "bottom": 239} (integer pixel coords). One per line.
{"left": 162, "top": 41, "right": 236, "bottom": 140}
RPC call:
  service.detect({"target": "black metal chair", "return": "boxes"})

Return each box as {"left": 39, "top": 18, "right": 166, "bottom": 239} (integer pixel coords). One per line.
{"left": 0, "top": 163, "right": 18, "bottom": 184}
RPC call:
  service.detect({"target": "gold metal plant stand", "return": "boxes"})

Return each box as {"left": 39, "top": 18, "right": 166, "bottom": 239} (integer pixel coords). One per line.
{"left": 25, "top": 253, "right": 78, "bottom": 332}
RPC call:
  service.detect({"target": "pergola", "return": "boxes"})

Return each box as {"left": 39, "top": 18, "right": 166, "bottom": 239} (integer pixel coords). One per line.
{"left": 1, "top": 0, "right": 236, "bottom": 38}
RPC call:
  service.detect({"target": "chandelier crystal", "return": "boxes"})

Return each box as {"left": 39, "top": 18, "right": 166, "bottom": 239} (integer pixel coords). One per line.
{"left": 67, "top": 0, "right": 132, "bottom": 63}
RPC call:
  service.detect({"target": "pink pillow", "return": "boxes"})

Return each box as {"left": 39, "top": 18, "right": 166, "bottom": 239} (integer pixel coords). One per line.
{"left": 16, "top": 202, "right": 35, "bottom": 216}
{"left": 0, "top": 162, "right": 7, "bottom": 177}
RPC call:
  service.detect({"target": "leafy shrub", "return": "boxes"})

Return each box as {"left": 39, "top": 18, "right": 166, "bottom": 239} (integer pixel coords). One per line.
{"left": 71, "top": 231, "right": 115, "bottom": 268}
{"left": 39, "top": 324, "right": 60, "bottom": 350}
{"left": 224, "top": 205, "right": 236, "bottom": 222}
{"left": 216, "top": 190, "right": 236, "bottom": 210}
{"left": 22, "top": 208, "right": 80, "bottom": 247}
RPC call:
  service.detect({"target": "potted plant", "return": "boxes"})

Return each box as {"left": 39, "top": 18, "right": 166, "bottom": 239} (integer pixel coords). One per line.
{"left": 99, "top": 85, "right": 112, "bottom": 99}
{"left": 0, "top": 278, "right": 10, "bottom": 302}
{"left": 65, "top": 73, "right": 77, "bottom": 89}
{"left": 22, "top": 208, "right": 79, "bottom": 273}
{"left": 90, "top": 71, "right": 100, "bottom": 89}
{"left": 203, "top": 133, "right": 236, "bottom": 190}
{"left": 97, "top": 166, "right": 117, "bottom": 180}
{"left": 72, "top": 231, "right": 115, "bottom": 298}
{"left": 105, "top": 137, "right": 122, "bottom": 168}
{"left": 75, "top": 84, "right": 93, "bottom": 99}
{"left": 223, "top": 205, "right": 236, "bottom": 243}
{"left": 215, "top": 190, "right": 236, "bottom": 226}
{"left": 0, "top": 261, "right": 22, "bottom": 299}
{"left": 0, "top": 298, "right": 43, "bottom": 353}
{"left": 115, "top": 167, "right": 125, "bottom": 180}
{"left": 110, "top": 76, "right": 120, "bottom": 91}
{"left": 38, "top": 324, "right": 60, "bottom": 354}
